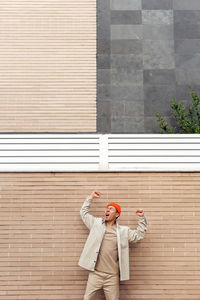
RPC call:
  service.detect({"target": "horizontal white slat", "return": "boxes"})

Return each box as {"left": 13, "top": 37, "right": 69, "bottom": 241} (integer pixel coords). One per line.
{"left": 109, "top": 138, "right": 200, "bottom": 144}
{"left": 0, "top": 134, "right": 100, "bottom": 138}
{"left": 108, "top": 144, "right": 200, "bottom": 150}
{"left": 109, "top": 150, "right": 200, "bottom": 156}
{"left": 109, "top": 157, "right": 200, "bottom": 163}
{"left": 0, "top": 157, "right": 98, "bottom": 163}
{"left": 0, "top": 150, "right": 98, "bottom": 156}
{"left": 0, "top": 144, "right": 99, "bottom": 150}
{"left": 109, "top": 163, "right": 200, "bottom": 171}
{"left": 0, "top": 138, "right": 99, "bottom": 144}
{"left": 0, "top": 164, "right": 99, "bottom": 172}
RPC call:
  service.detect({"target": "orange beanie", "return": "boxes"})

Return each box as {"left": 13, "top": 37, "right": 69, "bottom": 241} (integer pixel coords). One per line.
{"left": 106, "top": 202, "right": 121, "bottom": 216}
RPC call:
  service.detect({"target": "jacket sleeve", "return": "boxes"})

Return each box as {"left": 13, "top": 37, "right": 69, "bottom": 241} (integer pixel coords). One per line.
{"left": 128, "top": 216, "right": 147, "bottom": 243}
{"left": 80, "top": 195, "right": 96, "bottom": 230}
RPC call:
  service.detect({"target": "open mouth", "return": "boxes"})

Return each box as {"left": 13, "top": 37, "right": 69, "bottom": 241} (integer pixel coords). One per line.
{"left": 105, "top": 213, "right": 110, "bottom": 217}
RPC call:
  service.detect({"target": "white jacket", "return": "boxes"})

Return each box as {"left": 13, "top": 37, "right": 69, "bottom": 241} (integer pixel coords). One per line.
{"left": 78, "top": 196, "right": 147, "bottom": 281}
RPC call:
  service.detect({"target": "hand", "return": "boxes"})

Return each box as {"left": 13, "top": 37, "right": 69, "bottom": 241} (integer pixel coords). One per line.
{"left": 90, "top": 191, "right": 101, "bottom": 199}
{"left": 136, "top": 209, "right": 144, "bottom": 217}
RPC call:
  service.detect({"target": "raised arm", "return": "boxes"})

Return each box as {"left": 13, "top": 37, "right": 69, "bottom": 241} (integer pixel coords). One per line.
{"left": 80, "top": 191, "right": 101, "bottom": 230}
{"left": 128, "top": 209, "right": 147, "bottom": 243}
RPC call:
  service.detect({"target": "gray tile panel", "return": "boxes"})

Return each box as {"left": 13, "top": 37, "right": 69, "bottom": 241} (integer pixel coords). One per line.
{"left": 97, "top": 69, "right": 111, "bottom": 84}
{"left": 111, "top": 69, "right": 143, "bottom": 85}
{"left": 175, "top": 68, "right": 200, "bottom": 85}
{"left": 173, "top": 0, "right": 200, "bottom": 10}
{"left": 144, "top": 85, "right": 176, "bottom": 116}
{"left": 174, "top": 10, "right": 200, "bottom": 26}
{"left": 111, "top": 24, "right": 143, "bottom": 39}
{"left": 143, "top": 40, "right": 175, "bottom": 69}
{"left": 176, "top": 84, "right": 200, "bottom": 101}
{"left": 175, "top": 54, "right": 200, "bottom": 69}
{"left": 144, "top": 117, "right": 162, "bottom": 133}
{"left": 111, "top": 85, "right": 143, "bottom": 101}
{"left": 174, "top": 24, "right": 200, "bottom": 39}
{"left": 175, "top": 39, "right": 200, "bottom": 55}
{"left": 142, "top": 0, "right": 173, "bottom": 10}
{"left": 111, "top": 116, "right": 125, "bottom": 132}
{"left": 124, "top": 116, "right": 145, "bottom": 133}
{"left": 111, "top": 54, "right": 143, "bottom": 70}
{"left": 97, "top": 0, "right": 200, "bottom": 133}
{"left": 143, "top": 24, "right": 173, "bottom": 40}
{"left": 98, "top": 85, "right": 110, "bottom": 100}
{"left": 111, "top": 10, "right": 142, "bottom": 24}
{"left": 142, "top": 10, "right": 173, "bottom": 24}
{"left": 97, "top": 39, "right": 110, "bottom": 54}
{"left": 97, "top": 55, "right": 111, "bottom": 69}
{"left": 111, "top": 0, "right": 141, "bottom": 10}
{"left": 143, "top": 70, "right": 176, "bottom": 86}
{"left": 111, "top": 101, "right": 125, "bottom": 116}
{"left": 124, "top": 100, "right": 144, "bottom": 116}
{"left": 111, "top": 39, "right": 142, "bottom": 54}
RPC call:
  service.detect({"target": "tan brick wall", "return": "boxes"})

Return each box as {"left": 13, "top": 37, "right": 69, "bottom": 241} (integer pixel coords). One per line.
{"left": 0, "top": 172, "right": 200, "bottom": 300}
{"left": 0, "top": 1, "right": 96, "bottom": 132}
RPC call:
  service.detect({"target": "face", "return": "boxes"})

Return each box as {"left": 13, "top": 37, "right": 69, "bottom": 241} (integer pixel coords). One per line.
{"left": 104, "top": 205, "right": 119, "bottom": 222}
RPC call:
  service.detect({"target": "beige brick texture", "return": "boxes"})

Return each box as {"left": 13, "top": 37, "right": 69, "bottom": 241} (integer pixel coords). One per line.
{"left": 0, "top": 1, "right": 96, "bottom": 132}
{"left": 0, "top": 172, "right": 200, "bottom": 299}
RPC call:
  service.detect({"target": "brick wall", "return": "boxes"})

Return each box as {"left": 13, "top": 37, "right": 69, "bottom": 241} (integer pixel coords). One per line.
{"left": 0, "top": 172, "right": 200, "bottom": 300}
{"left": 0, "top": 0, "right": 96, "bottom": 132}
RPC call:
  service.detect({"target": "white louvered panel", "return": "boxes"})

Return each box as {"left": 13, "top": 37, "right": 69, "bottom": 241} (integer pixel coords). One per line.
{"left": 0, "top": 134, "right": 200, "bottom": 171}
{"left": 107, "top": 134, "right": 200, "bottom": 171}
{"left": 0, "top": 134, "right": 100, "bottom": 171}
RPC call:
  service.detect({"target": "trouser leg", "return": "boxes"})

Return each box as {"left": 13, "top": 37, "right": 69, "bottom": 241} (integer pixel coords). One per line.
{"left": 103, "top": 273, "right": 120, "bottom": 300}
{"left": 83, "top": 271, "right": 103, "bottom": 300}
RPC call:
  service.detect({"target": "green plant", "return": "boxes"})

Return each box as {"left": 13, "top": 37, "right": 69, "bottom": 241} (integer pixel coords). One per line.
{"left": 155, "top": 87, "right": 200, "bottom": 133}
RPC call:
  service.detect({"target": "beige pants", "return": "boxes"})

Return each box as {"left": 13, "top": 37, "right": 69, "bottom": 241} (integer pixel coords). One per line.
{"left": 83, "top": 270, "right": 120, "bottom": 300}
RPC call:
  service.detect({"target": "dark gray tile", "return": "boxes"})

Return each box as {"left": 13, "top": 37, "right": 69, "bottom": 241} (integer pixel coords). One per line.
{"left": 111, "top": 101, "right": 125, "bottom": 116}
{"left": 173, "top": 0, "right": 200, "bottom": 10}
{"left": 144, "top": 117, "right": 162, "bottom": 133}
{"left": 97, "top": 23, "right": 110, "bottom": 40}
{"left": 111, "top": 54, "right": 143, "bottom": 70}
{"left": 98, "top": 85, "right": 110, "bottom": 100}
{"left": 97, "top": 39, "right": 110, "bottom": 55}
{"left": 111, "top": 0, "right": 141, "bottom": 10}
{"left": 97, "top": 0, "right": 110, "bottom": 39}
{"left": 174, "top": 10, "right": 200, "bottom": 26}
{"left": 143, "top": 70, "right": 176, "bottom": 86}
{"left": 143, "top": 24, "right": 173, "bottom": 40}
{"left": 111, "top": 116, "right": 125, "bottom": 132}
{"left": 111, "top": 10, "right": 142, "bottom": 24}
{"left": 111, "top": 69, "right": 143, "bottom": 85}
{"left": 124, "top": 100, "right": 144, "bottom": 116}
{"left": 175, "top": 68, "right": 200, "bottom": 85}
{"left": 143, "top": 40, "right": 175, "bottom": 69}
{"left": 142, "top": 0, "right": 173, "bottom": 10}
{"left": 124, "top": 116, "right": 145, "bottom": 132}
{"left": 175, "top": 39, "right": 200, "bottom": 55}
{"left": 97, "top": 100, "right": 111, "bottom": 117}
{"left": 142, "top": 10, "right": 173, "bottom": 24}
{"left": 174, "top": 24, "right": 200, "bottom": 39}
{"left": 97, "top": 115, "right": 111, "bottom": 133}
{"left": 111, "top": 85, "right": 143, "bottom": 101}
{"left": 97, "top": 69, "right": 111, "bottom": 84}
{"left": 144, "top": 85, "right": 176, "bottom": 116}
{"left": 111, "top": 39, "right": 142, "bottom": 54}
{"left": 111, "top": 25, "right": 143, "bottom": 40}
{"left": 175, "top": 54, "right": 200, "bottom": 69}
{"left": 175, "top": 84, "right": 200, "bottom": 101}
{"left": 97, "top": 55, "right": 110, "bottom": 69}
